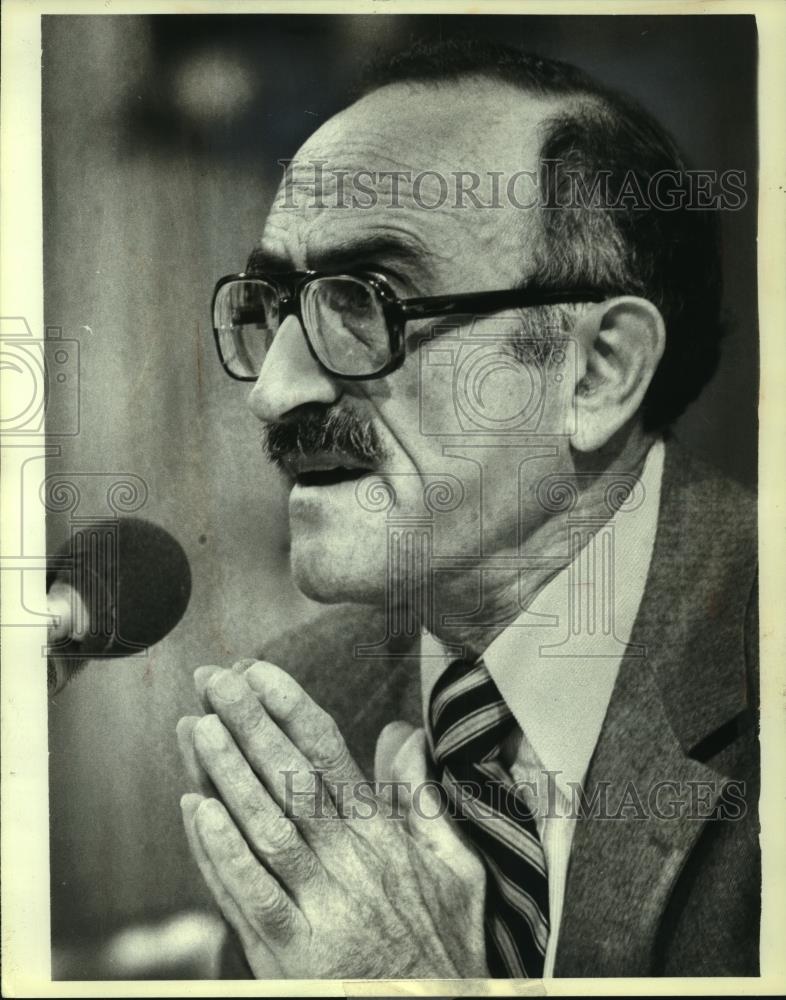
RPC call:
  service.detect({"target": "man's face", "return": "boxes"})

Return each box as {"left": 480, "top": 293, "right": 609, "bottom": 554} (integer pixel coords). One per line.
{"left": 247, "top": 80, "right": 577, "bottom": 608}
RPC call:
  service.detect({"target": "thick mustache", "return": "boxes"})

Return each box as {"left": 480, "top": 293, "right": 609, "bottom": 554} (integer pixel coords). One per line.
{"left": 263, "top": 405, "right": 386, "bottom": 469}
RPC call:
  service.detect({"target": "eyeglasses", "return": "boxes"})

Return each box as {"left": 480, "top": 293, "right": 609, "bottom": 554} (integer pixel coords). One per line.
{"left": 211, "top": 269, "right": 609, "bottom": 382}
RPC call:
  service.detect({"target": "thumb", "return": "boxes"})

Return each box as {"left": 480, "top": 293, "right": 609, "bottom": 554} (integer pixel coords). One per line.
{"left": 374, "top": 720, "right": 416, "bottom": 784}
{"left": 374, "top": 720, "right": 417, "bottom": 818}
{"left": 391, "top": 729, "right": 485, "bottom": 884}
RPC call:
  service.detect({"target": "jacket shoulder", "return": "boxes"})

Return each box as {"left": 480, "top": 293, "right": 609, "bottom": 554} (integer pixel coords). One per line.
{"left": 639, "top": 438, "right": 759, "bottom": 757}
{"left": 661, "top": 438, "right": 757, "bottom": 552}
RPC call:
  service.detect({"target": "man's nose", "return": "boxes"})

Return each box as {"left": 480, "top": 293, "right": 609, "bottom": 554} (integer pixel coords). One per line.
{"left": 247, "top": 314, "right": 340, "bottom": 423}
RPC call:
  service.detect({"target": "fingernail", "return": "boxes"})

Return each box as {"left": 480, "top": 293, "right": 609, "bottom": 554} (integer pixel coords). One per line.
{"left": 196, "top": 714, "right": 227, "bottom": 749}
{"left": 193, "top": 665, "right": 222, "bottom": 696}
{"left": 244, "top": 660, "right": 273, "bottom": 692}
{"left": 199, "top": 798, "right": 226, "bottom": 831}
{"left": 180, "top": 792, "right": 203, "bottom": 818}
{"left": 211, "top": 669, "right": 245, "bottom": 703}
{"left": 176, "top": 715, "right": 199, "bottom": 737}
{"left": 232, "top": 657, "right": 258, "bottom": 674}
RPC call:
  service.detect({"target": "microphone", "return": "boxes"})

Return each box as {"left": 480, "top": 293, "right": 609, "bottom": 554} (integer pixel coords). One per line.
{"left": 47, "top": 518, "right": 192, "bottom": 694}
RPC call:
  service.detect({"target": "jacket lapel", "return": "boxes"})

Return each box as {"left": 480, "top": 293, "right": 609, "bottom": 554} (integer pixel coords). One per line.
{"left": 554, "top": 439, "right": 756, "bottom": 976}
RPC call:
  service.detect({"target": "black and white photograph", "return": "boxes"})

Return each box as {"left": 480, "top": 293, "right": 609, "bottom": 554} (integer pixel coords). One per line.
{"left": 1, "top": 1, "right": 784, "bottom": 994}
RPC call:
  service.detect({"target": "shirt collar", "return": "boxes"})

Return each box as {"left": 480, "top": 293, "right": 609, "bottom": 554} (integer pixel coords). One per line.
{"left": 421, "top": 439, "right": 665, "bottom": 797}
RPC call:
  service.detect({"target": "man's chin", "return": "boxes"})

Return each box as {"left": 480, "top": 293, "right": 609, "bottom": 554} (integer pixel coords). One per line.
{"left": 289, "top": 543, "right": 386, "bottom": 607}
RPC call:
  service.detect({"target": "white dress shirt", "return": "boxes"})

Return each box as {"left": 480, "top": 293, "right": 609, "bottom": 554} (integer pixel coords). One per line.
{"left": 420, "top": 439, "right": 665, "bottom": 976}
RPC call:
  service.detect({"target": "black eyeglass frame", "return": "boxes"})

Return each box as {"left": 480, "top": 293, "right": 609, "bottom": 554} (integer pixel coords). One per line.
{"left": 211, "top": 269, "right": 611, "bottom": 382}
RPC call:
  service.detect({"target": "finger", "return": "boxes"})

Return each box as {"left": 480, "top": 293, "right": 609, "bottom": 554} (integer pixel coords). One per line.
{"left": 194, "top": 665, "right": 224, "bottom": 713}
{"left": 392, "top": 729, "right": 484, "bottom": 883}
{"left": 176, "top": 716, "right": 215, "bottom": 797}
{"left": 203, "top": 668, "right": 342, "bottom": 841}
{"left": 374, "top": 721, "right": 416, "bottom": 819}
{"left": 240, "top": 662, "right": 404, "bottom": 843}
{"left": 390, "top": 727, "right": 430, "bottom": 787}
{"left": 181, "top": 794, "right": 284, "bottom": 978}
{"left": 181, "top": 794, "right": 257, "bottom": 949}
{"left": 374, "top": 720, "right": 416, "bottom": 784}
{"left": 193, "top": 713, "right": 325, "bottom": 894}
{"left": 239, "top": 659, "right": 380, "bottom": 834}
{"left": 243, "top": 662, "right": 367, "bottom": 788}
{"left": 194, "top": 661, "right": 256, "bottom": 712}
{"left": 232, "top": 657, "right": 259, "bottom": 675}
{"left": 194, "top": 796, "right": 308, "bottom": 952}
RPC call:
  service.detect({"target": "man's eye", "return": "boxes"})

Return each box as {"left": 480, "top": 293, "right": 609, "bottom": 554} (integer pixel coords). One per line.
{"left": 367, "top": 266, "right": 415, "bottom": 296}
{"left": 325, "top": 284, "right": 371, "bottom": 311}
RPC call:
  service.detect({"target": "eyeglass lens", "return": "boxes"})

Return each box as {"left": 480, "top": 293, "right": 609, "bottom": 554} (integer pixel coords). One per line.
{"left": 214, "top": 275, "right": 391, "bottom": 379}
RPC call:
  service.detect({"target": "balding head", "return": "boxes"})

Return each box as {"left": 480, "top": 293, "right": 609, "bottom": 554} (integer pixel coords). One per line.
{"left": 262, "top": 77, "right": 571, "bottom": 303}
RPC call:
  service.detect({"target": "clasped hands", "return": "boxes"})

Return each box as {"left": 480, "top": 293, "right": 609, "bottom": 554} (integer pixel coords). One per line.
{"left": 176, "top": 660, "right": 489, "bottom": 978}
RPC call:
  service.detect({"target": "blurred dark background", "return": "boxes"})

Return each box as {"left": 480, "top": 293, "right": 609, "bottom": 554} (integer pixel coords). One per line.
{"left": 43, "top": 13, "right": 758, "bottom": 979}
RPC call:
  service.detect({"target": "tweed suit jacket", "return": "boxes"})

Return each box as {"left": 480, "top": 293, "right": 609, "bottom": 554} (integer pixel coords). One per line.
{"left": 220, "top": 437, "right": 760, "bottom": 978}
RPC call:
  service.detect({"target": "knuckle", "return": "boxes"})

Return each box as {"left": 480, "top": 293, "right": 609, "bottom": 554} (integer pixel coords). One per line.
{"left": 249, "top": 879, "right": 293, "bottom": 937}
{"left": 264, "top": 822, "right": 322, "bottom": 883}
{"left": 204, "top": 826, "right": 242, "bottom": 867}
{"left": 241, "top": 706, "right": 272, "bottom": 743}
{"left": 258, "top": 816, "right": 308, "bottom": 869}
{"left": 263, "top": 815, "right": 301, "bottom": 854}
{"left": 271, "top": 680, "right": 305, "bottom": 724}
{"left": 247, "top": 662, "right": 304, "bottom": 721}
{"left": 309, "top": 717, "right": 349, "bottom": 770}
{"left": 291, "top": 847, "right": 321, "bottom": 884}
{"left": 223, "top": 839, "right": 249, "bottom": 872}
{"left": 239, "top": 790, "right": 274, "bottom": 832}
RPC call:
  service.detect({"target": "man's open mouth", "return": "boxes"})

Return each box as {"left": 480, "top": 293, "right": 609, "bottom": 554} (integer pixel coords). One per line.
{"left": 295, "top": 466, "right": 370, "bottom": 487}
{"left": 280, "top": 450, "right": 376, "bottom": 487}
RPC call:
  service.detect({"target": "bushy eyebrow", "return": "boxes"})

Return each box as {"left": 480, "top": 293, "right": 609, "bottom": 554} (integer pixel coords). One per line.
{"left": 246, "top": 246, "right": 290, "bottom": 273}
{"left": 245, "top": 233, "right": 430, "bottom": 277}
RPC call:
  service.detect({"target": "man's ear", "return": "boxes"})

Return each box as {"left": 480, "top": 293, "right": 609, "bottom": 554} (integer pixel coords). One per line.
{"left": 569, "top": 297, "right": 665, "bottom": 452}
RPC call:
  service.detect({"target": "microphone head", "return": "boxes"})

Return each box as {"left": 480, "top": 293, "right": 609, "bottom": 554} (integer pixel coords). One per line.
{"left": 48, "top": 517, "right": 192, "bottom": 662}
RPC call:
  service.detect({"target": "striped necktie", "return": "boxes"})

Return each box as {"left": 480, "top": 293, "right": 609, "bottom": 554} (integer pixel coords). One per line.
{"left": 428, "top": 657, "right": 550, "bottom": 978}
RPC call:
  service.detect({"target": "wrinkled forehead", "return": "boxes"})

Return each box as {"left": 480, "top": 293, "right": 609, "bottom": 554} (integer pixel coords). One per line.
{"left": 257, "top": 80, "right": 562, "bottom": 275}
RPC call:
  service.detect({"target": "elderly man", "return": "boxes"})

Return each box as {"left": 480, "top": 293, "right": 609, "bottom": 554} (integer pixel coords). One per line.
{"left": 176, "top": 40, "right": 759, "bottom": 979}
